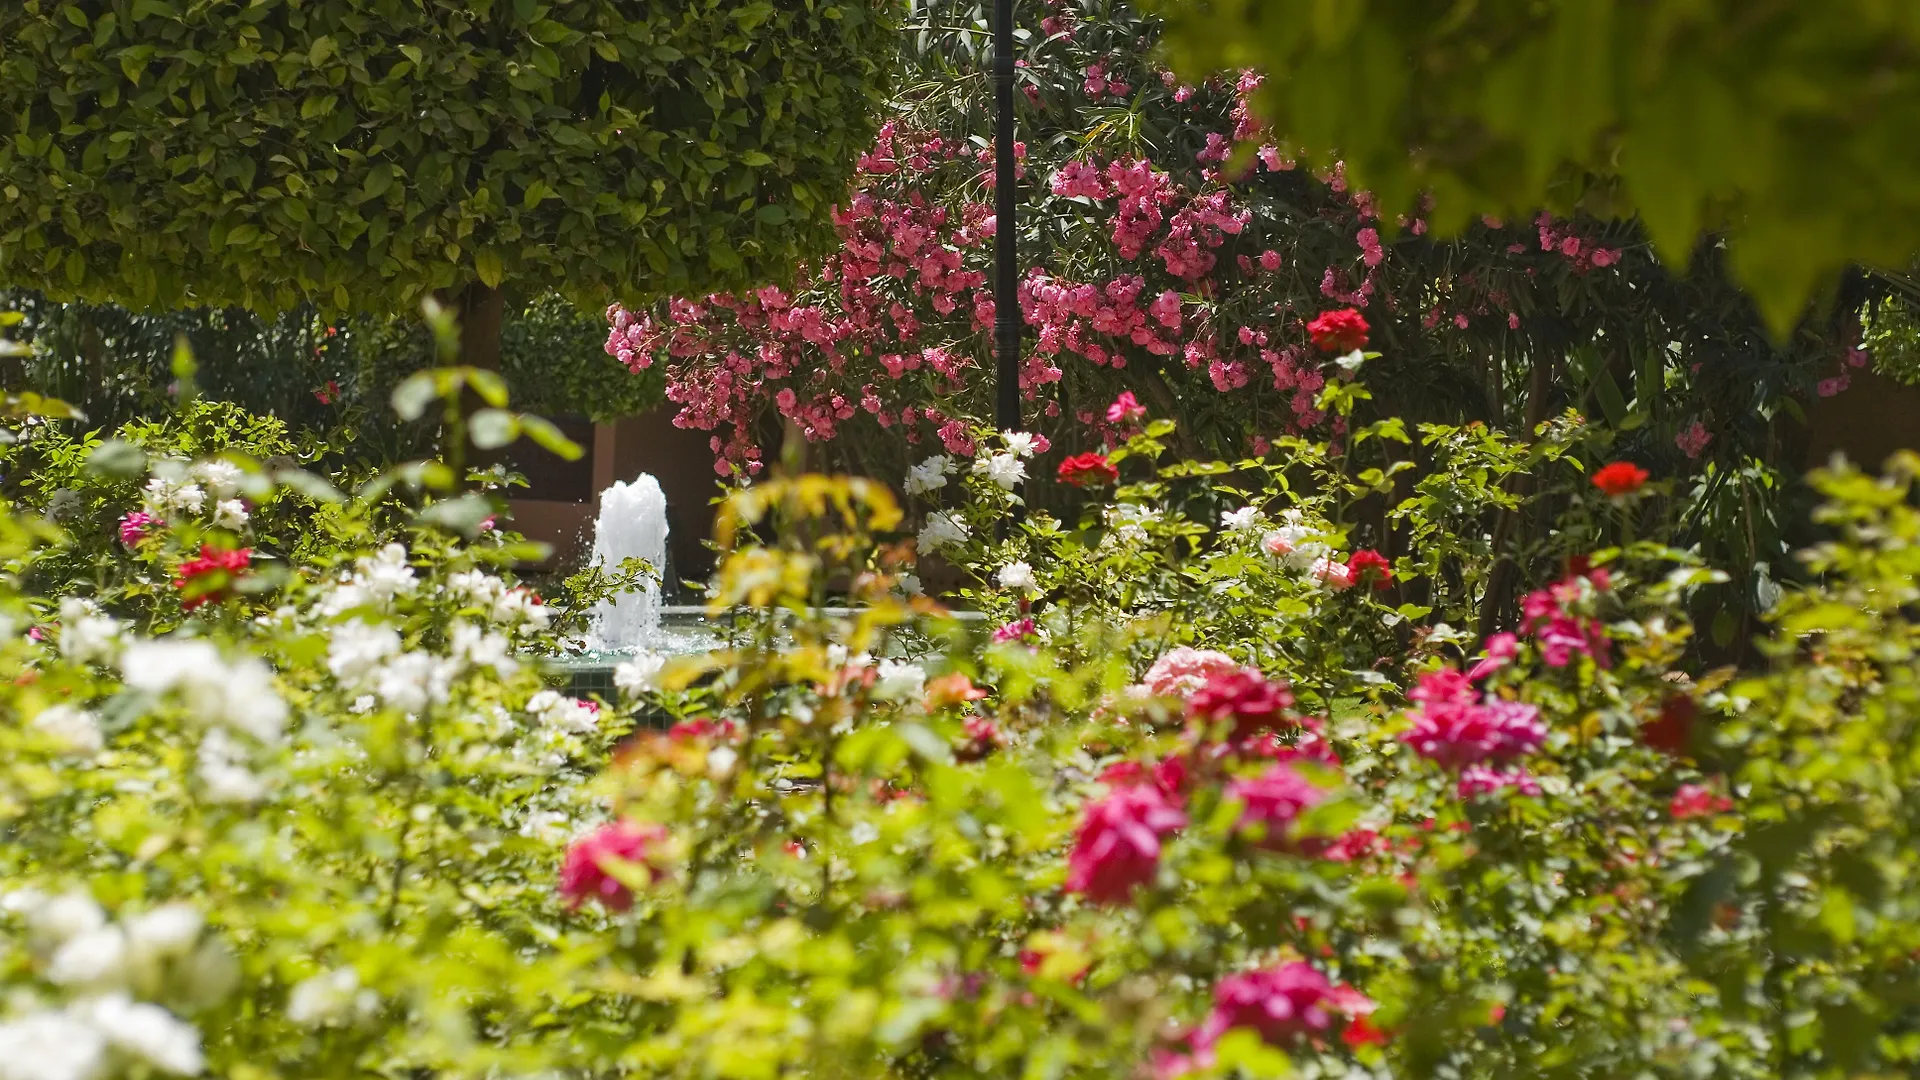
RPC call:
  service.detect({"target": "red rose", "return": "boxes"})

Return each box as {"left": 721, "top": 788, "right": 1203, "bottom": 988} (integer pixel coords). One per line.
{"left": 1306, "top": 307, "right": 1369, "bottom": 353}
{"left": 173, "top": 543, "right": 253, "bottom": 611}
{"left": 1057, "top": 451, "right": 1120, "bottom": 487}
{"left": 1591, "top": 461, "right": 1650, "bottom": 496}
{"left": 1641, "top": 694, "right": 1696, "bottom": 755}
{"left": 1345, "top": 549, "right": 1393, "bottom": 590}
{"left": 1670, "top": 783, "right": 1732, "bottom": 820}
{"left": 1341, "top": 1015, "right": 1392, "bottom": 1048}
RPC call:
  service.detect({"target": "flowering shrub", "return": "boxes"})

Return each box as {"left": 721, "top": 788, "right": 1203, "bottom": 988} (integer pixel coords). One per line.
{"left": 6, "top": 360, "right": 1920, "bottom": 1075}
{"left": 600, "top": 0, "right": 1861, "bottom": 636}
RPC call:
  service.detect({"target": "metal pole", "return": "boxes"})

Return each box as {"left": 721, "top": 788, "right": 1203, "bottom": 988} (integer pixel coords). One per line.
{"left": 992, "top": 0, "right": 1020, "bottom": 434}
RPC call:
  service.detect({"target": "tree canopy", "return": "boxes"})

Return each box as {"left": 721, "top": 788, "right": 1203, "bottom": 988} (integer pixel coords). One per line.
{"left": 0, "top": 0, "right": 896, "bottom": 314}
{"left": 1149, "top": 0, "right": 1920, "bottom": 329}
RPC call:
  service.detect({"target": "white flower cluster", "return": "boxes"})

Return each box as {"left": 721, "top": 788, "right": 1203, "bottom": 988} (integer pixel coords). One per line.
{"left": 191, "top": 461, "right": 250, "bottom": 530}
{"left": 825, "top": 645, "right": 926, "bottom": 703}
{"left": 0, "top": 890, "right": 222, "bottom": 1080}
{"left": 119, "top": 639, "right": 287, "bottom": 804}
{"left": 189, "top": 460, "right": 243, "bottom": 498}
{"left": 904, "top": 455, "right": 952, "bottom": 496}
{"left": 141, "top": 475, "right": 204, "bottom": 517}
{"left": 58, "top": 598, "right": 123, "bottom": 666}
{"left": 1259, "top": 509, "right": 1331, "bottom": 570}
{"left": 135, "top": 459, "right": 254, "bottom": 532}
{"left": 1103, "top": 501, "right": 1162, "bottom": 546}
{"left": 29, "top": 703, "right": 104, "bottom": 757}
{"left": 996, "top": 561, "right": 1038, "bottom": 593}
{"left": 285, "top": 967, "right": 378, "bottom": 1029}
{"left": 613, "top": 651, "right": 666, "bottom": 697}
{"left": 446, "top": 569, "right": 551, "bottom": 632}
{"left": 917, "top": 511, "right": 969, "bottom": 552}
{"left": 971, "top": 453, "right": 1026, "bottom": 491}
{"left": 525, "top": 690, "right": 599, "bottom": 735}
{"left": 324, "top": 611, "right": 519, "bottom": 716}
{"left": 1219, "top": 506, "right": 1260, "bottom": 531}
{"left": 1251, "top": 510, "right": 1355, "bottom": 591}
{"left": 318, "top": 544, "right": 418, "bottom": 616}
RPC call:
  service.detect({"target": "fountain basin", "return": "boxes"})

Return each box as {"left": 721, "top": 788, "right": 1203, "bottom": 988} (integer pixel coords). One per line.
{"left": 541, "top": 605, "right": 987, "bottom": 698}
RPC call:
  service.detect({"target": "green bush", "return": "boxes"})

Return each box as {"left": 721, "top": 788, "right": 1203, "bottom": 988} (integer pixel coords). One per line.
{"left": 5, "top": 290, "right": 663, "bottom": 446}
{"left": 0, "top": 0, "right": 896, "bottom": 312}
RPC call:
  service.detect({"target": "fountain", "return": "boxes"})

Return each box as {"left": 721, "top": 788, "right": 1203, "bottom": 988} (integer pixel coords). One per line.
{"left": 584, "top": 472, "right": 670, "bottom": 653}
{"left": 546, "top": 471, "right": 983, "bottom": 700}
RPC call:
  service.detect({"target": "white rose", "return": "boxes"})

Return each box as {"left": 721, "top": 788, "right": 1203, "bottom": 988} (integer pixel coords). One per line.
{"left": 996, "top": 561, "right": 1038, "bottom": 593}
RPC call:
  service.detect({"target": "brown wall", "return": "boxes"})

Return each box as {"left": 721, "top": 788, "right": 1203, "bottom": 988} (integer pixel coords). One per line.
{"left": 611, "top": 405, "right": 721, "bottom": 587}
{"left": 505, "top": 406, "right": 719, "bottom": 586}
{"left": 1804, "top": 369, "right": 1920, "bottom": 473}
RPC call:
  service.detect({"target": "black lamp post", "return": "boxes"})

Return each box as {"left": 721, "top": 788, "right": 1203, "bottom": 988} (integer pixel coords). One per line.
{"left": 992, "top": 0, "right": 1021, "bottom": 434}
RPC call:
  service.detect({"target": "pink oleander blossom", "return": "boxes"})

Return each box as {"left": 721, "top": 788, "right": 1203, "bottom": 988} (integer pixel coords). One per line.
{"left": 1675, "top": 420, "right": 1714, "bottom": 459}
{"left": 1107, "top": 390, "right": 1147, "bottom": 424}
{"left": 1466, "top": 632, "right": 1519, "bottom": 680}
{"left": 1670, "top": 783, "right": 1733, "bottom": 820}
{"left": 1520, "top": 570, "right": 1614, "bottom": 669}
{"left": 1196, "top": 962, "right": 1342, "bottom": 1048}
{"left": 1064, "top": 785, "right": 1187, "bottom": 903}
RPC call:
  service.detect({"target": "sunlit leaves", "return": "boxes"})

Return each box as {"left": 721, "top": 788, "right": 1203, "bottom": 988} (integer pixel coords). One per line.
{"left": 1148, "top": 0, "right": 1920, "bottom": 331}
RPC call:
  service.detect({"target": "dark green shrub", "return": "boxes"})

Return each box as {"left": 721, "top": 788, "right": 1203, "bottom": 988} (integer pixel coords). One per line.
{"left": 0, "top": 0, "right": 896, "bottom": 313}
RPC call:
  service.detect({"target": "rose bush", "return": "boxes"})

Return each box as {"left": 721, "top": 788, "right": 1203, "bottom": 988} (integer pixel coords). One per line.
{"left": 8, "top": 322, "right": 1920, "bottom": 1080}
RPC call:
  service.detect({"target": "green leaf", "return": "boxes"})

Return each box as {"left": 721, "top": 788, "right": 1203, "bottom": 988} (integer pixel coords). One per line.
{"left": 469, "top": 408, "right": 518, "bottom": 450}
{"left": 733, "top": 2, "right": 777, "bottom": 31}
{"left": 418, "top": 492, "right": 496, "bottom": 534}
{"left": 391, "top": 373, "right": 440, "bottom": 421}
{"left": 1818, "top": 887, "right": 1857, "bottom": 944}
{"left": 466, "top": 368, "right": 509, "bottom": 408}
{"left": 519, "top": 415, "right": 584, "bottom": 461}
{"left": 86, "top": 439, "right": 148, "bottom": 478}
{"left": 475, "top": 249, "right": 505, "bottom": 288}
{"left": 273, "top": 469, "right": 344, "bottom": 504}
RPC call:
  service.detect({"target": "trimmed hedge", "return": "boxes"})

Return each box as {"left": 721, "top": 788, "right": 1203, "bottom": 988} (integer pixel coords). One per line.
{"left": 0, "top": 0, "right": 896, "bottom": 313}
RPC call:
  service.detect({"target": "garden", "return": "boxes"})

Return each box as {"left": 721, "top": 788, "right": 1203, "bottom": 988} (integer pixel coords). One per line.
{"left": 4, "top": 2, "right": 1920, "bottom": 1079}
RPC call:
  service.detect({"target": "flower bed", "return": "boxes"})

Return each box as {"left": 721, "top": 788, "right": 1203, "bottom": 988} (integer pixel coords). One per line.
{"left": 4, "top": 358, "right": 1919, "bottom": 1079}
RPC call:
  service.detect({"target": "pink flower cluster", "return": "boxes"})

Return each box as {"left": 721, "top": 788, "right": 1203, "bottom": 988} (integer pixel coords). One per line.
{"left": 1535, "top": 212, "right": 1621, "bottom": 274}
{"left": 1142, "top": 646, "right": 1244, "bottom": 697}
{"left": 1675, "top": 419, "right": 1714, "bottom": 459}
{"left": 1197, "top": 962, "right": 1360, "bottom": 1046}
{"left": 1520, "top": 565, "right": 1614, "bottom": 669}
{"left": 118, "top": 510, "right": 161, "bottom": 548}
{"left": 604, "top": 124, "right": 995, "bottom": 475}
{"left": 1064, "top": 784, "right": 1188, "bottom": 903}
{"left": 604, "top": 16, "right": 1715, "bottom": 477}
{"left": 558, "top": 820, "right": 668, "bottom": 911}
{"left": 1187, "top": 667, "right": 1295, "bottom": 743}
{"left": 1152, "top": 959, "right": 1379, "bottom": 1076}
{"left": 1228, "top": 763, "right": 1328, "bottom": 847}
{"left": 1401, "top": 668, "right": 1546, "bottom": 772}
